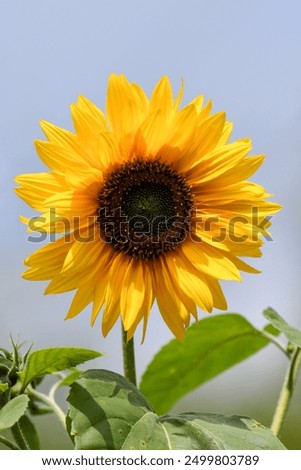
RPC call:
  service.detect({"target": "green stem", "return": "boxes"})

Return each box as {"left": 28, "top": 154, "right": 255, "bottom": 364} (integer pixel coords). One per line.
{"left": 49, "top": 374, "right": 65, "bottom": 402}
{"left": 0, "top": 434, "right": 20, "bottom": 450}
{"left": 260, "top": 330, "right": 290, "bottom": 357}
{"left": 28, "top": 386, "right": 66, "bottom": 430}
{"left": 271, "top": 347, "right": 301, "bottom": 436}
{"left": 122, "top": 326, "right": 137, "bottom": 386}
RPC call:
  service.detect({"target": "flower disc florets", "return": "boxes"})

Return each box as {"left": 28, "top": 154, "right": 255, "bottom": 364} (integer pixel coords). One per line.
{"left": 98, "top": 158, "right": 194, "bottom": 259}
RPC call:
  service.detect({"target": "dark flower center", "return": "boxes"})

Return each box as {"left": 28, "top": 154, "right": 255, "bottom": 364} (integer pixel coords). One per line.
{"left": 122, "top": 182, "right": 176, "bottom": 236}
{"left": 98, "top": 158, "right": 193, "bottom": 259}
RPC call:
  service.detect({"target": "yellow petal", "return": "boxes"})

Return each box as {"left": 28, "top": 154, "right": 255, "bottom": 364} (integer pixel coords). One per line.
{"left": 163, "top": 257, "right": 197, "bottom": 320}
{"left": 106, "top": 74, "right": 147, "bottom": 138}
{"left": 182, "top": 239, "right": 241, "bottom": 281}
{"left": 95, "top": 131, "right": 120, "bottom": 168}
{"left": 207, "top": 277, "right": 228, "bottom": 310}
{"left": 71, "top": 96, "right": 107, "bottom": 140}
{"left": 103, "top": 252, "right": 130, "bottom": 317}
{"left": 15, "top": 173, "right": 65, "bottom": 211}
{"left": 61, "top": 237, "right": 106, "bottom": 275}
{"left": 65, "top": 285, "right": 93, "bottom": 319}
{"left": 120, "top": 259, "right": 145, "bottom": 330}
{"left": 188, "top": 94, "right": 204, "bottom": 114}
{"left": 138, "top": 110, "right": 167, "bottom": 156}
{"left": 44, "top": 190, "right": 98, "bottom": 218}
{"left": 165, "top": 253, "right": 214, "bottom": 312}
{"left": 167, "top": 104, "right": 197, "bottom": 150}
{"left": 23, "top": 265, "right": 62, "bottom": 281}
{"left": 102, "top": 296, "right": 120, "bottom": 337}
{"left": 149, "top": 75, "right": 174, "bottom": 119}
{"left": 174, "top": 78, "right": 185, "bottom": 110}
{"left": 91, "top": 272, "right": 110, "bottom": 326}
{"left": 150, "top": 259, "right": 186, "bottom": 342}
{"left": 213, "top": 154, "right": 265, "bottom": 185}
{"left": 34, "top": 140, "right": 84, "bottom": 174}
{"left": 216, "top": 120, "right": 233, "bottom": 148}
{"left": 24, "top": 234, "right": 74, "bottom": 267}
{"left": 127, "top": 264, "right": 154, "bottom": 342}
{"left": 187, "top": 139, "right": 252, "bottom": 184}
{"left": 177, "top": 112, "right": 226, "bottom": 172}
{"left": 45, "top": 256, "right": 98, "bottom": 294}
{"left": 40, "top": 120, "right": 75, "bottom": 145}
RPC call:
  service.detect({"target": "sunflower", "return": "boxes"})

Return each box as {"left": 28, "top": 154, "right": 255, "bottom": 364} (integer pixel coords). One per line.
{"left": 15, "top": 75, "right": 280, "bottom": 341}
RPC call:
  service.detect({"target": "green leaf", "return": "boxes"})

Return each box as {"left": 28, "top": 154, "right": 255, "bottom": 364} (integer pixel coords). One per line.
{"left": 67, "top": 369, "right": 154, "bottom": 450}
{"left": 0, "top": 395, "right": 29, "bottom": 431}
{"left": 0, "top": 347, "right": 11, "bottom": 357}
{"left": 263, "top": 308, "right": 301, "bottom": 348}
{"left": 0, "top": 356, "right": 13, "bottom": 371}
{"left": 121, "top": 412, "right": 169, "bottom": 450}
{"left": 19, "top": 347, "right": 102, "bottom": 390}
{"left": 263, "top": 322, "right": 281, "bottom": 336}
{"left": 58, "top": 369, "right": 82, "bottom": 387}
{"left": 158, "top": 413, "right": 286, "bottom": 450}
{"left": 140, "top": 314, "right": 273, "bottom": 414}
{"left": 0, "top": 383, "right": 8, "bottom": 395}
{"left": 67, "top": 370, "right": 285, "bottom": 450}
{"left": 123, "top": 413, "right": 286, "bottom": 450}
{"left": 11, "top": 415, "right": 40, "bottom": 450}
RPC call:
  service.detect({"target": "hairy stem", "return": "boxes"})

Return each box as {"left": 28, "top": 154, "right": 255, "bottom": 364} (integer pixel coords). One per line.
{"left": 271, "top": 347, "right": 301, "bottom": 436}
{"left": 122, "top": 326, "right": 137, "bottom": 386}
{"left": 28, "top": 386, "right": 66, "bottom": 430}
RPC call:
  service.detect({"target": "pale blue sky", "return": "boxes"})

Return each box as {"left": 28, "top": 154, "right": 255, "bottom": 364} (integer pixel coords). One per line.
{"left": 1, "top": 0, "right": 301, "bottom": 435}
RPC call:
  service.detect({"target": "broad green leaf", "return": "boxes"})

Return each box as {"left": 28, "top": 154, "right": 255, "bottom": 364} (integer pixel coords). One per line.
{"left": 140, "top": 314, "right": 273, "bottom": 414}
{"left": 0, "top": 395, "right": 29, "bottom": 431}
{"left": 67, "top": 370, "right": 285, "bottom": 450}
{"left": 263, "top": 308, "right": 301, "bottom": 348}
{"left": 67, "top": 369, "right": 154, "bottom": 450}
{"left": 158, "top": 413, "right": 286, "bottom": 450}
{"left": 121, "top": 412, "right": 169, "bottom": 450}
{"left": 11, "top": 415, "right": 40, "bottom": 450}
{"left": 124, "top": 413, "right": 286, "bottom": 450}
{"left": 19, "top": 347, "right": 102, "bottom": 390}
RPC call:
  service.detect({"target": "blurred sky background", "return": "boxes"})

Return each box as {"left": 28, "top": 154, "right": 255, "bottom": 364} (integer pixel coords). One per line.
{"left": 1, "top": 0, "right": 301, "bottom": 449}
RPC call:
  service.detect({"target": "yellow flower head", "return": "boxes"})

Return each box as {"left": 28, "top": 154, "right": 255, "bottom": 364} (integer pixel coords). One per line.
{"left": 15, "top": 75, "right": 281, "bottom": 341}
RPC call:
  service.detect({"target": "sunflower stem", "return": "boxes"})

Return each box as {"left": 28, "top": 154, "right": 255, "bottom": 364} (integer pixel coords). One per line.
{"left": 271, "top": 346, "right": 301, "bottom": 437}
{"left": 121, "top": 326, "right": 137, "bottom": 386}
